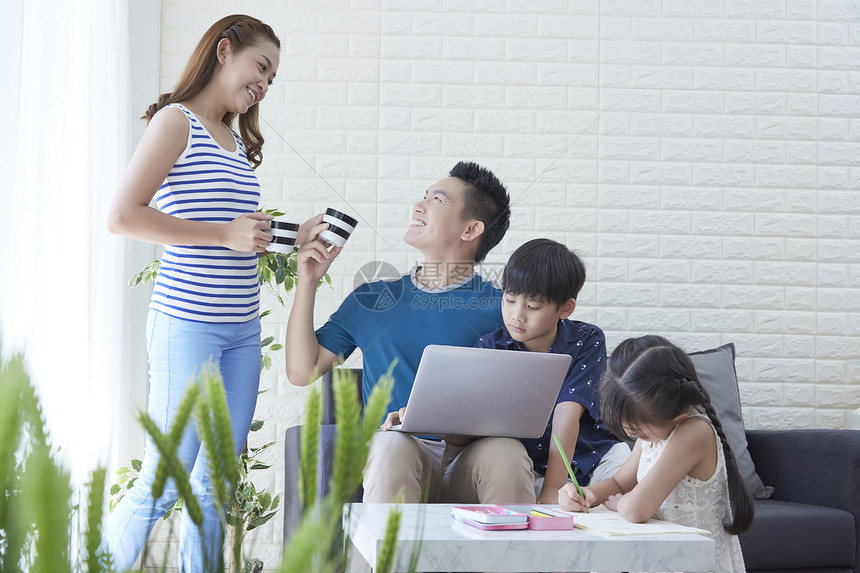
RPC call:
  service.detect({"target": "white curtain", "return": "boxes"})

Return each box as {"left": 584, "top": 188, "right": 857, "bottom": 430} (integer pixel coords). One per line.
{"left": 0, "top": 0, "right": 130, "bottom": 485}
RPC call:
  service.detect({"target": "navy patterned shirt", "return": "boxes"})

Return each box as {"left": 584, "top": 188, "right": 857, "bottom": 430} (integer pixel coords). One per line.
{"left": 475, "top": 320, "right": 620, "bottom": 484}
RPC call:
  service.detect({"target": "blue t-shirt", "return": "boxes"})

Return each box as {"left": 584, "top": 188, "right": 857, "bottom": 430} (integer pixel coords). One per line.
{"left": 475, "top": 320, "right": 620, "bottom": 484}
{"left": 316, "top": 268, "right": 504, "bottom": 412}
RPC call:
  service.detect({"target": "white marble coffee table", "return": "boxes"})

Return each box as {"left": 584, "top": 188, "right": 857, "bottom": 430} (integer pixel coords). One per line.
{"left": 344, "top": 503, "right": 715, "bottom": 572}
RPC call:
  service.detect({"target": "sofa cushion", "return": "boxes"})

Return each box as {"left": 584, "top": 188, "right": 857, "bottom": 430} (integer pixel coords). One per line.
{"left": 688, "top": 343, "right": 772, "bottom": 499}
{"left": 739, "top": 499, "right": 856, "bottom": 570}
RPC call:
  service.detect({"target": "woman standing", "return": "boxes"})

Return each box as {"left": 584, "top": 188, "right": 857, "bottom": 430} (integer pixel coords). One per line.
{"left": 105, "top": 15, "right": 309, "bottom": 572}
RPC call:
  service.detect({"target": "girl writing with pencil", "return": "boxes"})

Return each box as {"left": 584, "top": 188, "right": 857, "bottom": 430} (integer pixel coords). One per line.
{"left": 559, "top": 335, "right": 754, "bottom": 573}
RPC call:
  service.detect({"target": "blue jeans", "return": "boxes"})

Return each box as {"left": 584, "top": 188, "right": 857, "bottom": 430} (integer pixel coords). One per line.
{"left": 104, "top": 310, "right": 261, "bottom": 572}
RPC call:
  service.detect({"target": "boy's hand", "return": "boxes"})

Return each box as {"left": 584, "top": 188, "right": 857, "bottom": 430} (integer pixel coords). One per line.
{"left": 380, "top": 407, "right": 407, "bottom": 431}
{"left": 559, "top": 483, "right": 595, "bottom": 513}
{"left": 537, "top": 487, "right": 561, "bottom": 505}
{"left": 295, "top": 222, "right": 342, "bottom": 285}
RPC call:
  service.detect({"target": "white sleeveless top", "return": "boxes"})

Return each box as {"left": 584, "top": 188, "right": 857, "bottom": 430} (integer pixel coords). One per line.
{"left": 150, "top": 104, "right": 261, "bottom": 323}
{"left": 638, "top": 414, "right": 746, "bottom": 573}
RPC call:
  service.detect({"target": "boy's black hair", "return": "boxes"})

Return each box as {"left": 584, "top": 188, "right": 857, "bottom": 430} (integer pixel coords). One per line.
{"left": 502, "top": 238, "right": 586, "bottom": 307}
{"left": 449, "top": 161, "right": 511, "bottom": 263}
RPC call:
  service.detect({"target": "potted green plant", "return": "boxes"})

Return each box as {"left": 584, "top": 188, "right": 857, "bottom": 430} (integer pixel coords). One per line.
{"left": 0, "top": 343, "right": 415, "bottom": 573}
{"left": 109, "top": 416, "right": 279, "bottom": 573}
{"left": 0, "top": 346, "right": 112, "bottom": 573}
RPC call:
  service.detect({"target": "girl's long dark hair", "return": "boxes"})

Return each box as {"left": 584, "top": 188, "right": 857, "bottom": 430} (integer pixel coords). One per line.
{"left": 143, "top": 15, "right": 280, "bottom": 169}
{"left": 600, "top": 335, "right": 754, "bottom": 535}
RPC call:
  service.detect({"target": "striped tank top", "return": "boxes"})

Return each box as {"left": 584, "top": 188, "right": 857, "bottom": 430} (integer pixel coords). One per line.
{"left": 149, "top": 104, "right": 261, "bottom": 323}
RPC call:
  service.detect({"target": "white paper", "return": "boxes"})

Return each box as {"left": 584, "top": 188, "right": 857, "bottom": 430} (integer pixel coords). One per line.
{"left": 573, "top": 508, "right": 711, "bottom": 536}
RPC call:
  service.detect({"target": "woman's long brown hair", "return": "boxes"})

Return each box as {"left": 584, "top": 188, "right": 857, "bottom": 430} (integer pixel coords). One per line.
{"left": 143, "top": 14, "right": 280, "bottom": 169}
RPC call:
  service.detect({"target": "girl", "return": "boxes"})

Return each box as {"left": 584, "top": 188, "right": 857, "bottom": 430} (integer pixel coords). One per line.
{"left": 559, "top": 335, "right": 754, "bottom": 572}
{"left": 105, "top": 15, "right": 317, "bottom": 572}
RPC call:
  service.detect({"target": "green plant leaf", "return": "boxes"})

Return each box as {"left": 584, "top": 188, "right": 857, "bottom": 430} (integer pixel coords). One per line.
{"left": 259, "top": 491, "right": 272, "bottom": 508}
{"left": 299, "top": 387, "right": 321, "bottom": 511}
{"left": 331, "top": 369, "right": 362, "bottom": 506}
{"left": 128, "top": 260, "right": 160, "bottom": 288}
{"left": 249, "top": 439, "right": 276, "bottom": 450}
{"left": 376, "top": 506, "right": 402, "bottom": 573}
{"left": 249, "top": 420, "right": 264, "bottom": 432}
{"left": 260, "top": 207, "right": 285, "bottom": 217}
{"left": 248, "top": 511, "right": 278, "bottom": 530}
{"left": 84, "top": 467, "right": 108, "bottom": 573}
{"left": 278, "top": 511, "right": 336, "bottom": 573}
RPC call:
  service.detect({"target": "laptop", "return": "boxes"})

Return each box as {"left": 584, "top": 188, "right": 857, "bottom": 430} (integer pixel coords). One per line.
{"left": 392, "top": 345, "right": 572, "bottom": 439}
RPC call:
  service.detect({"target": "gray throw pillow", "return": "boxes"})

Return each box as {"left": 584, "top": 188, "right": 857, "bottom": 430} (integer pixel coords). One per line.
{"left": 688, "top": 343, "right": 773, "bottom": 499}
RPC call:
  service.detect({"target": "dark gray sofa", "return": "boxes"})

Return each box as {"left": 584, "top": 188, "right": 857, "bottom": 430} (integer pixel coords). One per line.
{"left": 284, "top": 370, "right": 860, "bottom": 573}
{"left": 740, "top": 429, "right": 860, "bottom": 573}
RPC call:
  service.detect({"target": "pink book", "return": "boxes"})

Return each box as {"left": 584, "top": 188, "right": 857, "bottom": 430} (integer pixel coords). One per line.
{"left": 450, "top": 505, "right": 529, "bottom": 525}
{"left": 503, "top": 504, "right": 575, "bottom": 530}
{"left": 451, "top": 514, "right": 529, "bottom": 531}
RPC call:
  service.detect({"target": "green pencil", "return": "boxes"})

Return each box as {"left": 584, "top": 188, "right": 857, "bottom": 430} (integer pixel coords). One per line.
{"left": 552, "top": 433, "right": 587, "bottom": 508}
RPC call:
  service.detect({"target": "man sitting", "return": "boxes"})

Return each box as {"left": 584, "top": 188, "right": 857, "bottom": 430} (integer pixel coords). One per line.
{"left": 285, "top": 161, "right": 535, "bottom": 504}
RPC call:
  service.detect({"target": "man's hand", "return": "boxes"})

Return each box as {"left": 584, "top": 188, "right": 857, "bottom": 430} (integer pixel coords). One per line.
{"left": 296, "top": 213, "right": 324, "bottom": 245}
{"left": 295, "top": 222, "right": 343, "bottom": 285}
{"left": 380, "top": 407, "right": 407, "bottom": 431}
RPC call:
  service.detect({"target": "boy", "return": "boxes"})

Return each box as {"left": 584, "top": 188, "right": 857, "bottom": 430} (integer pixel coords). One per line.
{"left": 474, "top": 238, "right": 630, "bottom": 504}
{"left": 285, "top": 161, "right": 536, "bottom": 504}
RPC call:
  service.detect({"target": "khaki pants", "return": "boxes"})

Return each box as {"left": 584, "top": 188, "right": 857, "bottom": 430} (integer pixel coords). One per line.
{"left": 363, "top": 431, "right": 537, "bottom": 504}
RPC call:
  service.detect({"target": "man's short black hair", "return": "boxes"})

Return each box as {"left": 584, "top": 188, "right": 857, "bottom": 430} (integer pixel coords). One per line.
{"left": 502, "top": 238, "right": 586, "bottom": 307}
{"left": 449, "top": 161, "right": 511, "bottom": 264}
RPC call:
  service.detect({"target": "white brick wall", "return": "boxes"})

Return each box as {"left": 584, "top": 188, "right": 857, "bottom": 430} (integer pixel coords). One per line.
{"left": 155, "top": 0, "right": 859, "bottom": 566}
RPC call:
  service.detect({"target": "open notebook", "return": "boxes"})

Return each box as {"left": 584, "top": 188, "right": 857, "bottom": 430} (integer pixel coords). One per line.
{"left": 573, "top": 508, "right": 710, "bottom": 536}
